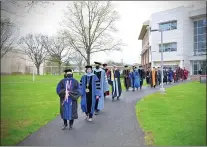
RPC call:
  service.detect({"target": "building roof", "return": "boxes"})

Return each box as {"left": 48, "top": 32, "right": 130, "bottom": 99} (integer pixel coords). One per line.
{"left": 138, "top": 20, "right": 149, "bottom": 40}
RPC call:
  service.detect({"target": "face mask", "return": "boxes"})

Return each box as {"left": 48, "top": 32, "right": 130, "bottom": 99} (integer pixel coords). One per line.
{"left": 96, "top": 66, "right": 99, "bottom": 69}
{"left": 66, "top": 74, "right": 73, "bottom": 78}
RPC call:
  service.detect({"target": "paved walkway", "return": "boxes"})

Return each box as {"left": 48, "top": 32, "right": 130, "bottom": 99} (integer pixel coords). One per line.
{"left": 17, "top": 81, "right": 189, "bottom": 146}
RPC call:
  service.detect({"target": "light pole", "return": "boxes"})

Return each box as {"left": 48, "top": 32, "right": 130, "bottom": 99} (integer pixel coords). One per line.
{"left": 149, "top": 28, "right": 165, "bottom": 92}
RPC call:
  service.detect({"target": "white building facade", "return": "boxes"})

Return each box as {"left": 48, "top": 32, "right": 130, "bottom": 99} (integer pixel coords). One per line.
{"left": 147, "top": 4, "right": 206, "bottom": 75}
{"left": 1, "top": 50, "right": 44, "bottom": 75}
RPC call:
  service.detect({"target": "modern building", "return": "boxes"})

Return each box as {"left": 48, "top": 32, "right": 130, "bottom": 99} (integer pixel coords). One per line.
{"left": 138, "top": 4, "right": 206, "bottom": 75}
{"left": 138, "top": 20, "right": 150, "bottom": 71}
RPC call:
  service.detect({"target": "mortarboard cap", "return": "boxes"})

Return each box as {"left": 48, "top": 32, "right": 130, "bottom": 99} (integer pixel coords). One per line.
{"left": 103, "top": 63, "right": 107, "bottom": 66}
{"left": 94, "top": 62, "right": 102, "bottom": 65}
{"left": 64, "top": 69, "right": 73, "bottom": 74}
{"left": 124, "top": 65, "right": 128, "bottom": 68}
{"left": 85, "top": 65, "right": 92, "bottom": 69}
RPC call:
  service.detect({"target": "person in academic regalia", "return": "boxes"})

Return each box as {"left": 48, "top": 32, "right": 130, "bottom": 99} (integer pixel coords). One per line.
{"left": 123, "top": 65, "right": 131, "bottom": 91}
{"left": 108, "top": 65, "right": 122, "bottom": 101}
{"left": 138, "top": 66, "right": 145, "bottom": 90}
{"left": 183, "top": 67, "right": 188, "bottom": 80}
{"left": 102, "top": 63, "right": 110, "bottom": 98}
{"left": 157, "top": 67, "right": 162, "bottom": 85}
{"left": 93, "top": 62, "right": 109, "bottom": 115}
{"left": 80, "top": 66, "right": 101, "bottom": 122}
{"left": 163, "top": 67, "right": 168, "bottom": 84}
{"left": 56, "top": 69, "right": 82, "bottom": 130}
{"left": 145, "top": 67, "right": 151, "bottom": 85}
{"left": 173, "top": 67, "right": 178, "bottom": 83}
{"left": 177, "top": 66, "right": 182, "bottom": 81}
{"left": 168, "top": 67, "right": 173, "bottom": 84}
{"left": 150, "top": 67, "right": 157, "bottom": 88}
{"left": 130, "top": 66, "right": 141, "bottom": 91}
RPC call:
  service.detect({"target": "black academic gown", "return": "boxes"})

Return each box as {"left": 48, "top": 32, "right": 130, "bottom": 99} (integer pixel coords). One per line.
{"left": 138, "top": 69, "right": 145, "bottom": 87}
{"left": 123, "top": 69, "right": 131, "bottom": 90}
{"left": 108, "top": 69, "right": 122, "bottom": 98}
{"left": 146, "top": 71, "right": 150, "bottom": 84}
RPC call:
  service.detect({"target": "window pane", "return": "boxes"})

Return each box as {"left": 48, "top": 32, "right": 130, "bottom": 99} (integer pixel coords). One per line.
{"left": 194, "top": 36, "right": 198, "bottom": 42}
{"left": 171, "top": 21, "right": 177, "bottom": 29}
{"left": 203, "top": 19, "right": 206, "bottom": 26}
{"left": 194, "top": 28, "right": 197, "bottom": 35}
{"left": 198, "top": 34, "right": 205, "bottom": 42}
{"left": 198, "top": 42, "right": 206, "bottom": 49}
{"left": 194, "top": 21, "right": 198, "bottom": 28}
{"left": 198, "top": 27, "right": 204, "bottom": 34}
{"left": 194, "top": 63, "right": 198, "bottom": 71}
{"left": 198, "top": 20, "right": 204, "bottom": 27}
{"left": 159, "top": 24, "right": 163, "bottom": 30}
{"left": 171, "top": 47, "right": 177, "bottom": 51}
{"left": 204, "top": 27, "right": 206, "bottom": 34}
{"left": 194, "top": 43, "right": 198, "bottom": 49}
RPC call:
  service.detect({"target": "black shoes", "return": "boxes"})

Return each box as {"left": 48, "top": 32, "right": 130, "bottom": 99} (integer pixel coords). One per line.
{"left": 61, "top": 125, "right": 67, "bottom": 130}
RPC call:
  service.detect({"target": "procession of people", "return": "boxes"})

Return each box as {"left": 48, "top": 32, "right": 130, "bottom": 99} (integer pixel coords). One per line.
{"left": 56, "top": 63, "right": 189, "bottom": 130}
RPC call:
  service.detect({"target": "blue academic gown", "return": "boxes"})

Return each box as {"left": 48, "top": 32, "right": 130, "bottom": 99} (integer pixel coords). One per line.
{"left": 130, "top": 70, "right": 140, "bottom": 88}
{"left": 56, "top": 78, "right": 81, "bottom": 120}
{"left": 80, "top": 73, "right": 101, "bottom": 115}
{"left": 168, "top": 70, "right": 173, "bottom": 82}
{"left": 93, "top": 68, "right": 109, "bottom": 110}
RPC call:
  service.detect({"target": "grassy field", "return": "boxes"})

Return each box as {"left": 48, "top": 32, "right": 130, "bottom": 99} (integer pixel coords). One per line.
{"left": 136, "top": 82, "right": 206, "bottom": 146}
{"left": 1, "top": 73, "right": 131, "bottom": 145}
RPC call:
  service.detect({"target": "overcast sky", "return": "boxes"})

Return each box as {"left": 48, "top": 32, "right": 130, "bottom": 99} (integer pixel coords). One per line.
{"left": 2, "top": 1, "right": 204, "bottom": 64}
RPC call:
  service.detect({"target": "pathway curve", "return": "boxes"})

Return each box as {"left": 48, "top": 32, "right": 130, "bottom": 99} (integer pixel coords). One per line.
{"left": 17, "top": 81, "right": 189, "bottom": 146}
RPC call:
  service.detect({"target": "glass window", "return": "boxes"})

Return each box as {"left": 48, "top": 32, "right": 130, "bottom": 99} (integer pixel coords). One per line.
{"left": 198, "top": 20, "right": 204, "bottom": 27}
{"left": 194, "top": 21, "right": 198, "bottom": 28}
{"left": 194, "top": 28, "right": 197, "bottom": 35}
{"left": 159, "top": 42, "right": 177, "bottom": 52}
{"left": 194, "top": 19, "right": 207, "bottom": 56}
{"left": 203, "top": 20, "right": 206, "bottom": 26}
{"left": 198, "top": 27, "right": 204, "bottom": 34}
{"left": 198, "top": 42, "right": 206, "bottom": 49}
{"left": 194, "top": 36, "right": 198, "bottom": 42}
{"left": 194, "top": 43, "right": 198, "bottom": 49}
{"left": 159, "top": 21, "right": 177, "bottom": 31}
{"left": 198, "top": 34, "right": 205, "bottom": 42}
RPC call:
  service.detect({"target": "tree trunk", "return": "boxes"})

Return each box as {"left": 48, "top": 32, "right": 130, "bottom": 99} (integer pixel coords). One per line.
{"left": 58, "top": 62, "right": 61, "bottom": 75}
{"left": 87, "top": 52, "right": 90, "bottom": 65}
{"left": 36, "top": 64, "right": 40, "bottom": 75}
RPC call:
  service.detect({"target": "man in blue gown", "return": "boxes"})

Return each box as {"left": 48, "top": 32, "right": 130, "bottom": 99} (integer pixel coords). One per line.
{"left": 130, "top": 66, "right": 140, "bottom": 91}
{"left": 56, "top": 69, "right": 82, "bottom": 130}
{"left": 93, "top": 62, "right": 109, "bottom": 115}
{"left": 80, "top": 65, "right": 101, "bottom": 121}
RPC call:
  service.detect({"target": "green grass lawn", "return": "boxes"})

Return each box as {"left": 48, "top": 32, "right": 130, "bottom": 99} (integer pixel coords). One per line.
{"left": 136, "top": 82, "right": 206, "bottom": 146}
{"left": 1, "top": 74, "right": 129, "bottom": 145}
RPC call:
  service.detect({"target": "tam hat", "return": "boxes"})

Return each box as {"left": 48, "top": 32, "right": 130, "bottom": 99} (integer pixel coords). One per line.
{"left": 103, "top": 63, "right": 107, "bottom": 66}
{"left": 124, "top": 65, "right": 128, "bottom": 68}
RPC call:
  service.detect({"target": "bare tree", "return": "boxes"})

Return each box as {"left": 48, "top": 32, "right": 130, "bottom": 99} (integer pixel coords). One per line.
{"left": 44, "top": 34, "right": 73, "bottom": 75}
{"left": 18, "top": 34, "right": 48, "bottom": 75}
{"left": 1, "top": 18, "right": 19, "bottom": 58}
{"left": 1, "top": 1, "right": 53, "bottom": 17}
{"left": 71, "top": 53, "right": 86, "bottom": 75}
{"left": 61, "top": 1, "right": 123, "bottom": 65}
